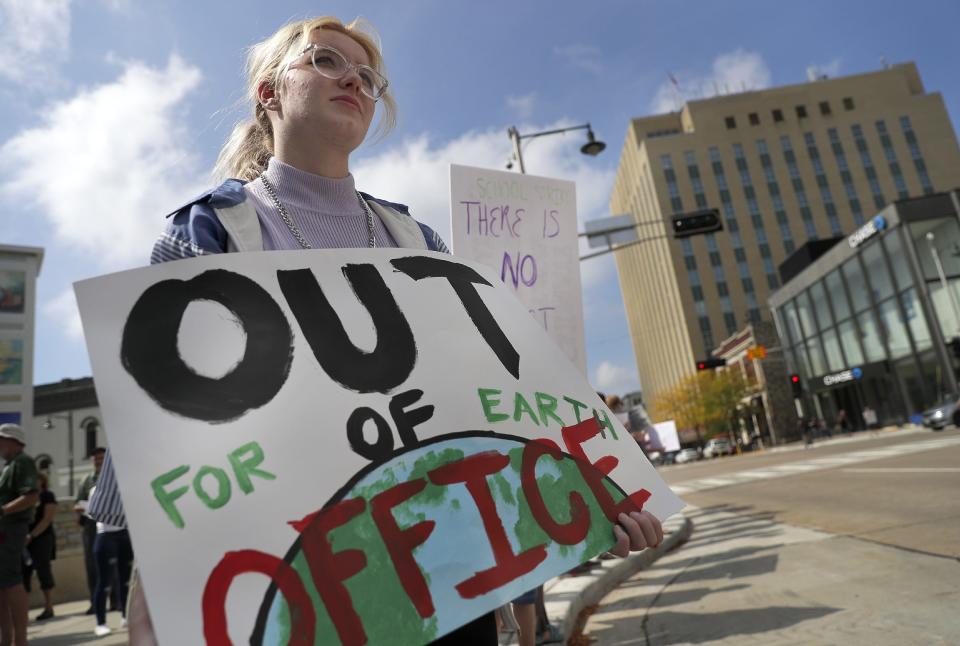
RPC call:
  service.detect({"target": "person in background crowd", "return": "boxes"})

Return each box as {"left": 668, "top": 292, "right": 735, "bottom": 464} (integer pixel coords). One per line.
{"left": 88, "top": 15, "right": 664, "bottom": 645}
{"left": 23, "top": 472, "right": 57, "bottom": 621}
{"left": 75, "top": 447, "right": 117, "bottom": 615}
{"left": 802, "top": 417, "right": 814, "bottom": 447}
{"left": 863, "top": 405, "right": 879, "bottom": 430}
{"left": 0, "top": 424, "right": 39, "bottom": 646}
{"left": 90, "top": 484, "right": 134, "bottom": 638}
{"left": 836, "top": 409, "right": 851, "bottom": 435}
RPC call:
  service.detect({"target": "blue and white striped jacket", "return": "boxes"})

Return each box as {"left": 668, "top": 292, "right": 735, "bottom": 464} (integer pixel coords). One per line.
{"left": 88, "top": 179, "right": 449, "bottom": 526}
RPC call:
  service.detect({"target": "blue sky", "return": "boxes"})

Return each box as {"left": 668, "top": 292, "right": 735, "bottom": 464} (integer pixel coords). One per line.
{"left": 3, "top": 0, "right": 960, "bottom": 395}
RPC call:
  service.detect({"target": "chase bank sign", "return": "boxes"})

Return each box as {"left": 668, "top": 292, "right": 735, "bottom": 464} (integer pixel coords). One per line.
{"left": 848, "top": 215, "right": 887, "bottom": 249}
{"left": 823, "top": 367, "right": 863, "bottom": 386}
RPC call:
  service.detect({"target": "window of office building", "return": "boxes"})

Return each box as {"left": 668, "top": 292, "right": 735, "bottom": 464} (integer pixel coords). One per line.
{"left": 733, "top": 143, "right": 779, "bottom": 289}
{"left": 803, "top": 132, "right": 842, "bottom": 236}
{"left": 796, "top": 105, "right": 807, "bottom": 119}
{"left": 809, "top": 281, "right": 833, "bottom": 330}
{"left": 878, "top": 297, "right": 912, "bottom": 359}
{"left": 825, "top": 270, "right": 851, "bottom": 321}
{"left": 725, "top": 116, "right": 736, "bottom": 129}
{"left": 900, "top": 289, "right": 932, "bottom": 353}
{"left": 664, "top": 154, "right": 713, "bottom": 348}
{"left": 749, "top": 112, "right": 760, "bottom": 126}
{"left": 843, "top": 97, "right": 855, "bottom": 111}
{"left": 827, "top": 128, "right": 865, "bottom": 226}
{"left": 875, "top": 120, "right": 909, "bottom": 199}
{"left": 794, "top": 344, "right": 813, "bottom": 379}
{"left": 838, "top": 319, "right": 864, "bottom": 365}
{"left": 783, "top": 300, "right": 803, "bottom": 344}
{"left": 857, "top": 309, "right": 887, "bottom": 362}
{"left": 796, "top": 291, "right": 817, "bottom": 338}
{"left": 822, "top": 327, "right": 845, "bottom": 371}
{"left": 772, "top": 108, "right": 784, "bottom": 122}
{"left": 852, "top": 124, "right": 886, "bottom": 209}
{"left": 842, "top": 257, "right": 871, "bottom": 313}
{"left": 882, "top": 229, "right": 911, "bottom": 291}
{"left": 806, "top": 334, "right": 827, "bottom": 375}
{"left": 861, "top": 243, "right": 895, "bottom": 303}
{"left": 780, "top": 135, "right": 817, "bottom": 239}
{"left": 908, "top": 216, "right": 960, "bottom": 338}
{"left": 756, "top": 138, "right": 795, "bottom": 254}
{"left": 898, "top": 116, "right": 934, "bottom": 195}
{"left": 819, "top": 101, "right": 832, "bottom": 116}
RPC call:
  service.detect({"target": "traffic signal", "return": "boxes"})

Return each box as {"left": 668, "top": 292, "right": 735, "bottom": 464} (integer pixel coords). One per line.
{"left": 789, "top": 374, "right": 802, "bottom": 397}
{"left": 672, "top": 209, "right": 723, "bottom": 239}
{"left": 696, "top": 357, "right": 727, "bottom": 371}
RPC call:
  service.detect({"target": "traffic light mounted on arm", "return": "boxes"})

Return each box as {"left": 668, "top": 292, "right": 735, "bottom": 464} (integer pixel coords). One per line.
{"left": 672, "top": 209, "right": 723, "bottom": 239}
{"left": 696, "top": 357, "right": 727, "bottom": 371}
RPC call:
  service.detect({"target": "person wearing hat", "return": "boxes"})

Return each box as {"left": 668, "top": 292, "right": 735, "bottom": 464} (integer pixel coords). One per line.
{"left": 0, "top": 423, "right": 39, "bottom": 646}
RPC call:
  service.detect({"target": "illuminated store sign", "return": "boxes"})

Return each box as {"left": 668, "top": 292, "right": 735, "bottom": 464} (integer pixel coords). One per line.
{"left": 822, "top": 367, "right": 863, "bottom": 386}
{"left": 848, "top": 215, "right": 887, "bottom": 248}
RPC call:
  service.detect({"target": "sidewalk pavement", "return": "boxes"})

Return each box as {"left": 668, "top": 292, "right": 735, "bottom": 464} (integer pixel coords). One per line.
{"left": 25, "top": 598, "right": 127, "bottom": 645}
{"left": 580, "top": 504, "right": 960, "bottom": 645}
{"left": 541, "top": 512, "right": 692, "bottom": 642}
{"left": 758, "top": 423, "right": 927, "bottom": 455}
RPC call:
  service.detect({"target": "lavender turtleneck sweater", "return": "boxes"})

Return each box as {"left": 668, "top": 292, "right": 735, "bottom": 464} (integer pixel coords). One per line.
{"left": 243, "top": 157, "right": 397, "bottom": 250}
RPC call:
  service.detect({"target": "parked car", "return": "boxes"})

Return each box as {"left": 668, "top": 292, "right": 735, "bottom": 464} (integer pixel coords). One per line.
{"left": 703, "top": 438, "right": 734, "bottom": 458}
{"left": 921, "top": 396, "right": 958, "bottom": 431}
{"left": 674, "top": 448, "right": 700, "bottom": 464}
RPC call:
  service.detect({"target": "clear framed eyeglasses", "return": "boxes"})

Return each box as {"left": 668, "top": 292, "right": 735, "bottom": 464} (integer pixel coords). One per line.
{"left": 300, "top": 44, "right": 389, "bottom": 101}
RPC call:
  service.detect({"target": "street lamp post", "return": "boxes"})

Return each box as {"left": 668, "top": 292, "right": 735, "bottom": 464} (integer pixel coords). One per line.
{"left": 43, "top": 411, "right": 75, "bottom": 497}
{"left": 507, "top": 123, "right": 606, "bottom": 174}
{"left": 926, "top": 231, "right": 960, "bottom": 336}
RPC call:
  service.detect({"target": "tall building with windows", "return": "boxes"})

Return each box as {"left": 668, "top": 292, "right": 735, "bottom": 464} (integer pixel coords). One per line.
{"left": 610, "top": 63, "right": 960, "bottom": 402}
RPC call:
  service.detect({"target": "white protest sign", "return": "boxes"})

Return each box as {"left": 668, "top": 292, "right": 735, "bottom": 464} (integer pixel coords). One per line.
{"left": 450, "top": 164, "right": 587, "bottom": 374}
{"left": 651, "top": 420, "right": 681, "bottom": 453}
{"left": 75, "top": 250, "right": 683, "bottom": 645}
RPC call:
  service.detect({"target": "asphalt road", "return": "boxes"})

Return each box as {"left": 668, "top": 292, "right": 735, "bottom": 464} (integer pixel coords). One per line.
{"left": 663, "top": 426, "right": 960, "bottom": 558}
{"left": 581, "top": 426, "right": 960, "bottom": 645}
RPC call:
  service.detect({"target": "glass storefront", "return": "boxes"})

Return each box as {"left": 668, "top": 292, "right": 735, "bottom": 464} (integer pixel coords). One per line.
{"left": 770, "top": 192, "right": 960, "bottom": 428}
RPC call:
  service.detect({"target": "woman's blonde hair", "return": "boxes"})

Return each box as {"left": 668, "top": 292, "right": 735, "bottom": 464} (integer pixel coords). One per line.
{"left": 213, "top": 16, "right": 396, "bottom": 182}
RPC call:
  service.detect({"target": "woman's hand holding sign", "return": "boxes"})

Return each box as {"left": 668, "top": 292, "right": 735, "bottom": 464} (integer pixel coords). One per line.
{"left": 611, "top": 510, "right": 663, "bottom": 557}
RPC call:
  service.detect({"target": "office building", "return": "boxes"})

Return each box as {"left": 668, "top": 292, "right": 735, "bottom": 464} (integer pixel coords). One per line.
{"left": 0, "top": 244, "right": 43, "bottom": 427}
{"left": 770, "top": 191, "right": 960, "bottom": 428}
{"left": 610, "top": 62, "right": 960, "bottom": 403}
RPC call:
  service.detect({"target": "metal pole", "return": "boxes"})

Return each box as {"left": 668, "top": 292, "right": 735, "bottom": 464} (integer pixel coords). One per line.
{"left": 508, "top": 126, "right": 525, "bottom": 174}
{"left": 67, "top": 410, "right": 75, "bottom": 497}
{"left": 926, "top": 232, "right": 960, "bottom": 335}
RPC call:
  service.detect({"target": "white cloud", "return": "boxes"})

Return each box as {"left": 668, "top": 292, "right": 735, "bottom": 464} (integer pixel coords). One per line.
{"left": 807, "top": 57, "right": 842, "bottom": 79}
{"left": 0, "top": 0, "right": 71, "bottom": 86}
{"left": 506, "top": 93, "right": 536, "bottom": 119}
{"left": 0, "top": 54, "right": 206, "bottom": 268}
{"left": 45, "top": 288, "right": 83, "bottom": 340}
{"left": 651, "top": 49, "right": 772, "bottom": 114}
{"left": 355, "top": 121, "right": 617, "bottom": 290}
{"left": 593, "top": 360, "right": 638, "bottom": 395}
{"left": 553, "top": 44, "right": 604, "bottom": 75}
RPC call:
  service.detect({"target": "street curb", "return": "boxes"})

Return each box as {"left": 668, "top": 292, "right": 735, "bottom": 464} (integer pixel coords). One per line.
{"left": 559, "top": 514, "right": 693, "bottom": 640}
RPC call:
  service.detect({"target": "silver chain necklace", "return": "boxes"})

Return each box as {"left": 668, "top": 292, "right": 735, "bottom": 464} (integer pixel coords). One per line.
{"left": 258, "top": 172, "right": 376, "bottom": 249}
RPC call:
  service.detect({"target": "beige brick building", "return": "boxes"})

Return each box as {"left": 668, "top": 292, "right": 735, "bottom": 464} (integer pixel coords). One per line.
{"left": 610, "top": 62, "right": 960, "bottom": 402}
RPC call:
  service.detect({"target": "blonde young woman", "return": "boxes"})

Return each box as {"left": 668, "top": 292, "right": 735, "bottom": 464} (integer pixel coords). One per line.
{"left": 88, "top": 16, "right": 663, "bottom": 644}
